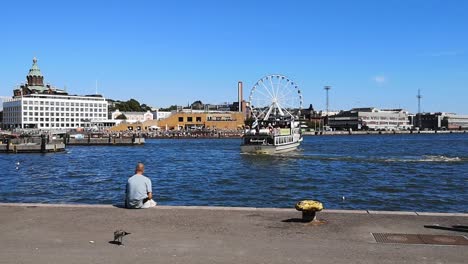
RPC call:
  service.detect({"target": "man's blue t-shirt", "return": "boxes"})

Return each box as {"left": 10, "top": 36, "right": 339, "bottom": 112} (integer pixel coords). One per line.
{"left": 126, "top": 174, "right": 152, "bottom": 208}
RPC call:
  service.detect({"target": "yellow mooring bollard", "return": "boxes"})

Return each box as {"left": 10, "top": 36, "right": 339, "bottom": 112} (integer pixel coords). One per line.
{"left": 295, "top": 200, "right": 324, "bottom": 223}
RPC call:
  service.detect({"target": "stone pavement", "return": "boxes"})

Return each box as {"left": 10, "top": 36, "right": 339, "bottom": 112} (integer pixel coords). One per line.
{"left": 0, "top": 203, "right": 467, "bottom": 264}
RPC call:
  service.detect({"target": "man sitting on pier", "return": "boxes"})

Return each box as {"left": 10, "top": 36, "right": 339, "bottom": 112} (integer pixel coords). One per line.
{"left": 125, "top": 163, "right": 157, "bottom": 209}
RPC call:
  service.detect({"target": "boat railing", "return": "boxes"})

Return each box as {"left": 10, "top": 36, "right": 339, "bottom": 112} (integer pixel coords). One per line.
{"left": 274, "top": 135, "right": 294, "bottom": 145}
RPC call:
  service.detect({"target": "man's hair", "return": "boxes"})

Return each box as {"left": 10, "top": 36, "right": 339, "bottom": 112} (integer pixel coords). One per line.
{"left": 135, "top": 162, "right": 145, "bottom": 174}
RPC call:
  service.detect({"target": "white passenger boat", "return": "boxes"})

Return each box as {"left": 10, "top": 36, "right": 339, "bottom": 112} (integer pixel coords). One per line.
{"left": 241, "top": 121, "right": 302, "bottom": 154}
{"left": 241, "top": 74, "right": 303, "bottom": 154}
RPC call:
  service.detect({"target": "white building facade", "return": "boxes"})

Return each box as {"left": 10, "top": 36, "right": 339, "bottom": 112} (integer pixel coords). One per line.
{"left": 329, "top": 107, "right": 412, "bottom": 131}
{"left": 152, "top": 110, "right": 172, "bottom": 120}
{"left": 0, "top": 96, "right": 10, "bottom": 112}
{"left": 111, "top": 110, "right": 153, "bottom": 123}
{"left": 2, "top": 57, "right": 114, "bottom": 130}
{"left": 2, "top": 94, "right": 110, "bottom": 129}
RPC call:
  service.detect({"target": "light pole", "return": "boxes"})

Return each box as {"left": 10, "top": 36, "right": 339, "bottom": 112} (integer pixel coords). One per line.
{"left": 324, "top": 86, "right": 331, "bottom": 129}
{"left": 324, "top": 86, "right": 331, "bottom": 116}
{"left": 417, "top": 89, "right": 422, "bottom": 128}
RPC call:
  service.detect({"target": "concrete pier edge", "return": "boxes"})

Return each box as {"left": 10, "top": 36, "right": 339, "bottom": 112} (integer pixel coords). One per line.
{"left": 0, "top": 202, "right": 466, "bottom": 217}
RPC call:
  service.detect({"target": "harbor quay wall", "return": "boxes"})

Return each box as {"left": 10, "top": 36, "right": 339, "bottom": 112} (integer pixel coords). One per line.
{"left": 0, "top": 142, "right": 65, "bottom": 153}
{"left": 143, "top": 129, "right": 467, "bottom": 139}
{"left": 66, "top": 136, "right": 145, "bottom": 145}
{"left": 303, "top": 129, "right": 467, "bottom": 136}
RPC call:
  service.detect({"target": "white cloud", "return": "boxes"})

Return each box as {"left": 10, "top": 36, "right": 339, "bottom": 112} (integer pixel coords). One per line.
{"left": 373, "top": 75, "right": 387, "bottom": 85}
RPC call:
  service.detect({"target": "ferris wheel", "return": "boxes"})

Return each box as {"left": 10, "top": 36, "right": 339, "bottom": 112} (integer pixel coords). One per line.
{"left": 248, "top": 74, "right": 303, "bottom": 121}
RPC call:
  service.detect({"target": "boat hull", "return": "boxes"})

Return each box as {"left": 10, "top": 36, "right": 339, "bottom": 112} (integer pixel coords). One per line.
{"left": 240, "top": 141, "right": 300, "bottom": 154}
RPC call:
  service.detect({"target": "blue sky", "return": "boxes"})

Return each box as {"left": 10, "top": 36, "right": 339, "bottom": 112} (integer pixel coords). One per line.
{"left": 0, "top": 0, "right": 467, "bottom": 113}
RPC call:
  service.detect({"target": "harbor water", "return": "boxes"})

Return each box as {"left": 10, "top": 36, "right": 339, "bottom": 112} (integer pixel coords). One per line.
{"left": 0, "top": 134, "right": 467, "bottom": 212}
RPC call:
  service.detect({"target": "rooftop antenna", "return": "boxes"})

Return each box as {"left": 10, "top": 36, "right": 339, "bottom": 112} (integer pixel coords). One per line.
{"left": 324, "top": 86, "right": 331, "bottom": 116}
{"left": 417, "top": 89, "right": 423, "bottom": 128}
{"left": 95, "top": 80, "right": 98, "bottom": 95}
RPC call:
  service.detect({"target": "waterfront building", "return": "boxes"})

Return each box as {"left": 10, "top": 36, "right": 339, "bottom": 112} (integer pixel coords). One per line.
{"left": 152, "top": 109, "right": 172, "bottom": 120}
{"left": 328, "top": 107, "right": 412, "bottom": 131}
{"left": 156, "top": 110, "right": 244, "bottom": 130}
{"left": 443, "top": 114, "right": 468, "bottom": 130}
{"left": 2, "top": 58, "right": 113, "bottom": 130}
{"left": 415, "top": 112, "right": 468, "bottom": 130}
{"left": 110, "top": 110, "right": 245, "bottom": 131}
{"left": 0, "top": 96, "right": 10, "bottom": 112}
{"left": 111, "top": 109, "right": 153, "bottom": 123}
{"left": 415, "top": 113, "right": 444, "bottom": 130}
{"left": 0, "top": 96, "right": 9, "bottom": 127}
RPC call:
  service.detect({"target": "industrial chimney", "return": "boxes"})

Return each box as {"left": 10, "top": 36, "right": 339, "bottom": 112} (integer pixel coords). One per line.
{"left": 238, "top": 81, "right": 243, "bottom": 112}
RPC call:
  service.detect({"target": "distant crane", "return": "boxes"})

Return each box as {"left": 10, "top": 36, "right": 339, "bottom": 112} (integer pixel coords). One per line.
{"left": 417, "top": 89, "right": 423, "bottom": 128}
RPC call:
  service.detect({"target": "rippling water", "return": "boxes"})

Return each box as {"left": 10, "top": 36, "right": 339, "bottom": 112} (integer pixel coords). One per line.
{"left": 0, "top": 134, "right": 467, "bottom": 212}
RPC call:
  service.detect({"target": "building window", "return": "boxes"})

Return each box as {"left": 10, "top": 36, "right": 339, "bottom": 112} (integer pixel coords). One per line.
{"left": 178, "top": 117, "right": 183, "bottom": 122}
{"left": 187, "top": 117, "right": 193, "bottom": 122}
{"left": 196, "top": 117, "right": 202, "bottom": 122}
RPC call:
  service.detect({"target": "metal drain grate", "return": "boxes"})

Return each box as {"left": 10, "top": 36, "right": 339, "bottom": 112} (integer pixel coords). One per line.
{"left": 373, "top": 233, "right": 468, "bottom": 246}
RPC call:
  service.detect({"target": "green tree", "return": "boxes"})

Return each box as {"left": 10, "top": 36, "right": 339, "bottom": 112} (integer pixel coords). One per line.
{"left": 115, "top": 114, "right": 127, "bottom": 120}
{"left": 191, "top": 100, "right": 204, "bottom": 110}
{"left": 159, "top": 105, "right": 178, "bottom": 111}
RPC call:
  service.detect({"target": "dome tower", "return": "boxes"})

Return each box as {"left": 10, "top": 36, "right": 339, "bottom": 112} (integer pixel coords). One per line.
{"left": 26, "top": 57, "right": 44, "bottom": 86}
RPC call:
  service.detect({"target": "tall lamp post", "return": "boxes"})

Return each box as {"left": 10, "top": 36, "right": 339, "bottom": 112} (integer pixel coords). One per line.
{"left": 324, "top": 86, "right": 331, "bottom": 116}
{"left": 417, "top": 89, "right": 423, "bottom": 128}
{"left": 324, "top": 86, "right": 331, "bottom": 131}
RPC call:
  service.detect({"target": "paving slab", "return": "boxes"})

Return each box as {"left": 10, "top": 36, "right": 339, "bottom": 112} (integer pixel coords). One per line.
{"left": 0, "top": 204, "right": 467, "bottom": 264}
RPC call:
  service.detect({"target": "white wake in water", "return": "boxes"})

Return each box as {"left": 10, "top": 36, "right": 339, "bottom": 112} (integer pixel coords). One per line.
{"left": 418, "top": 155, "right": 462, "bottom": 162}
{"left": 384, "top": 155, "right": 463, "bottom": 163}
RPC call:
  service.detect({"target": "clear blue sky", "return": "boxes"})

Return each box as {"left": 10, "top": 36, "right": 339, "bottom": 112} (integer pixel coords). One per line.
{"left": 1, "top": 0, "right": 467, "bottom": 113}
